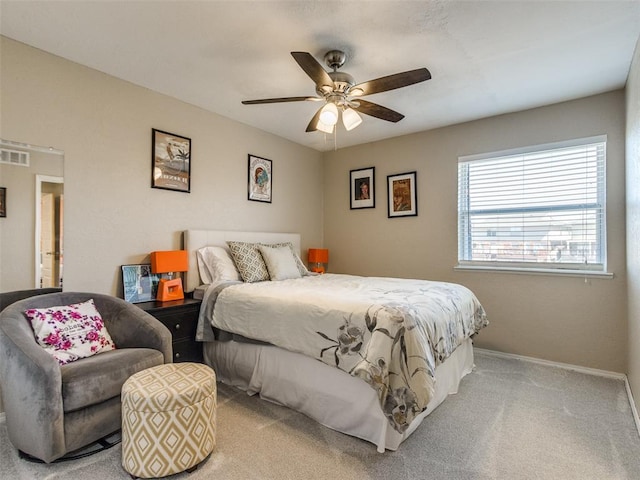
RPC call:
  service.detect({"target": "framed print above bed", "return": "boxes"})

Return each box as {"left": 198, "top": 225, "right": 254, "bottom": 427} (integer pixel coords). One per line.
{"left": 151, "top": 128, "right": 191, "bottom": 193}
{"left": 248, "top": 154, "right": 272, "bottom": 203}
{"left": 350, "top": 167, "right": 375, "bottom": 209}
{"left": 387, "top": 171, "right": 417, "bottom": 218}
{"left": 122, "top": 264, "right": 160, "bottom": 303}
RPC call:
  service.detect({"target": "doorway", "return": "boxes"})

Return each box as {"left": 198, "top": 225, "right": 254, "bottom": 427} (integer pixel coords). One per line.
{"left": 35, "top": 175, "right": 63, "bottom": 288}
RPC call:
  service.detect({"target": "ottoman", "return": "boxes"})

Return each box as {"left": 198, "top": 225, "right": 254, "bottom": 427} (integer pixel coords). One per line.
{"left": 121, "top": 363, "right": 216, "bottom": 478}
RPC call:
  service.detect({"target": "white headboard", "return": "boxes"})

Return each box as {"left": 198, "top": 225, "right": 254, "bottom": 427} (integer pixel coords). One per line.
{"left": 183, "top": 229, "right": 301, "bottom": 292}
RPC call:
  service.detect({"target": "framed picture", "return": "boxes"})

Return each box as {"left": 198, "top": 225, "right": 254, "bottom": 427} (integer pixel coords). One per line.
{"left": 248, "top": 154, "right": 272, "bottom": 203}
{"left": 151, "top": 128, "right": 191, "bottom": 193}
{"left": 121, "top": 264, "right": 160, "bottom": 303}
{"left": 350, "top": 167, "right": 375, "bottom": 209}
{"left": 0, "top": 187, "right": 5, "bottom": 217}
{"left": 387, "top": 171, "right": 417, "bottom": 218}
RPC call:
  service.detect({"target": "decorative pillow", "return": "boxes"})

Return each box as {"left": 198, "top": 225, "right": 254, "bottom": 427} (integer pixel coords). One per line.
{"left": 258, "top": 245, "right": 302, "bottom": 281}
{"left": 196, "top": 246, "right": 242, "bottom": 284}
{"left": 263, "top": 242, "right": 309, "bottom": 277}
{"left": 227, "top": 241, "right": 270, "bottom": 283}
{"left": 24, "top": 299, "right": 116, "bottom": 366}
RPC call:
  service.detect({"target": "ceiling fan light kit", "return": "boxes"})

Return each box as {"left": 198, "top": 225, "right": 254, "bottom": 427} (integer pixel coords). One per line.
{"left": 319, "top": 102, "right": 339, "bottom": 125}
{"left": 242, "top": 50, "right": 431, "bottom": 135}
{"left": 342, "top": 107, "right": 362, "bottom": 131}
{"left": 316, "top": 120, "right": 334, "bottom": 134}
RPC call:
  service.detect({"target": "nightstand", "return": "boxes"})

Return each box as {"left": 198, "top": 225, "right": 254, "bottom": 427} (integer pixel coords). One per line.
{"left": 136, "top": 298, "right": 203, "bottom": 363}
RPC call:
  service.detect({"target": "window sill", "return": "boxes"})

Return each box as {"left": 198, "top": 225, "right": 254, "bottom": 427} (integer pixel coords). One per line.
{"left": 454, "top": 265, "right": 614, "bottom": 279}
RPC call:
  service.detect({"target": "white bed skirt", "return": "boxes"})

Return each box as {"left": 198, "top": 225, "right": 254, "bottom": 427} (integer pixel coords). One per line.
{"left": 204, "top": 337, "right": 475, "bottom": 452}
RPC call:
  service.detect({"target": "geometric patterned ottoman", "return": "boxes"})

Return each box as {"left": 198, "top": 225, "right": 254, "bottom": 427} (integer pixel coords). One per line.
{"left": 121, "top": 363, "right": 217, "bottom": 478}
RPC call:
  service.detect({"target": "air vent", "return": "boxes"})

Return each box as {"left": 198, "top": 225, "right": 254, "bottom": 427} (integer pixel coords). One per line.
{"left": 0, "top": 148, "right": 30, "bottom": 167}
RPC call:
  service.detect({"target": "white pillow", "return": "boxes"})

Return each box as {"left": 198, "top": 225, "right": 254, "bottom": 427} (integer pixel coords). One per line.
{"left": 264, "top": 242, "right": 309, "bottom": 277}
{"left": 24, "top": 299, "right": 116, "bottom": 366}
{"left": 196, "top": 246, "right": 242, "bottom": 284}
{"left": 258, "top": 245, "right": 302, "bottom": 281}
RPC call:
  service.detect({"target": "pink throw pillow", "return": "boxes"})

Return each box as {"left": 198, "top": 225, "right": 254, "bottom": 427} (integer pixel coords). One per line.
{"left": 24, "top": 299, "right": 116, "bottom": 365}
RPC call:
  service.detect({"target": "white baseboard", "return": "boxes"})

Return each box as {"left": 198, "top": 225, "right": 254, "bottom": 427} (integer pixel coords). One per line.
{"left": 625, "top": 378, "right": 640, "bottom": 438}
{"left": 474, "top": 347, "right": 640, "bottom": 438}
{"left": 474, "top": 347, "right": 625, "bottom": 379}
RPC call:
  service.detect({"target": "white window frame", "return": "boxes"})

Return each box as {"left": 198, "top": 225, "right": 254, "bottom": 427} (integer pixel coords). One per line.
{"left": 456, "top": 135, "right": 611, "bottom": 278}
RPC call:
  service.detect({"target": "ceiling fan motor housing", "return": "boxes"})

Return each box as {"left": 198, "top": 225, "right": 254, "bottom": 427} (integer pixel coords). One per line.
{"left": 317, "top": 71, "right": 356, "bottom": 97}
{"left": 324, "top": 50, "right": 347, "bottom": 70}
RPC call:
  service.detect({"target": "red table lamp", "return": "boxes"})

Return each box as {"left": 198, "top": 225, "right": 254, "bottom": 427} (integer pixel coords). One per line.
{"left": 308, "top": 248, "right": 329, "bottom": 274}
{"left": 151, "top": 250, "right": 188, "bottom": 301}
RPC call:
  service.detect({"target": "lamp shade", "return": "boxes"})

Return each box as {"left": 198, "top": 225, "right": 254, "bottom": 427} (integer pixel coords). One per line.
{"left": 150, "top": 250, "right": 188, "bottom": 274}
{"left": 319, "top": 103, "right": 338, "bottom": 126}
{"left": 316, "top": 119, "right": 334, "bottom": 134}
{"left": 342, "top": 107, "right": 362, "bottom": 131}
{"left": 151, "top": 250, "right": 188, "bottom": 302}
{"left": 308, "top": 248, "right": 329, "bottom": 264}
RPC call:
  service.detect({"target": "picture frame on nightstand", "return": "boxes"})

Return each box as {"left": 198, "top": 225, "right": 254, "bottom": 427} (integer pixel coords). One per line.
{"left": 122, "top": 264, "right": 160, "bottom": 303}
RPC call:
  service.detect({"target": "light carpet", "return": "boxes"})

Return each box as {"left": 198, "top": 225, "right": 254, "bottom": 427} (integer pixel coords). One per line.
{"left": 1, "top": 351, "right": 639, "bottom": 480}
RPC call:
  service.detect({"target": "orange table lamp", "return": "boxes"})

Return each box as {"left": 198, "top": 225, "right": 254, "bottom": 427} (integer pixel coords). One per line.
{"left": 308, "top": 248, "right": 329, "bottom": 274}
{"left": 151, "top": 250, "right": 188, "bottom": 301}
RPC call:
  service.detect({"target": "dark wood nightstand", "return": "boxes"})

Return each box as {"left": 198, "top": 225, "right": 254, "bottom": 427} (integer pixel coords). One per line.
{"left": 136, "top": 298, "right": 203, "bottom": 363}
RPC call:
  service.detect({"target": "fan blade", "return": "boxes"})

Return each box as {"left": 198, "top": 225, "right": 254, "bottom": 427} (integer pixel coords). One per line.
{"left": 242, "top": 96, "right": 320, "bottom": 105}
{"left": 355, "top": 99, "right": 405, "bottom": 123}
{"left": 350, "top": 68, "right": 431, "bottom": 97}
{"left": 291, "top": 52, "right": 334, "bottom": 89}
{"left": 305, "top": 106, "right": 324, "bottom": 132}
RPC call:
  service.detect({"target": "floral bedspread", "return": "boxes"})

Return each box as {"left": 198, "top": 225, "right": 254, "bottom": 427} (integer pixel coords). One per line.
{"left": 197, "top": 273, "right": 488, "bottom": 432}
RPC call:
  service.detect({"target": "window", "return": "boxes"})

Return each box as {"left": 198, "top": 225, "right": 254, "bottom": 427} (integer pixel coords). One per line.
{"left": 457, "top": 136, "right": 606, "bottom": 274}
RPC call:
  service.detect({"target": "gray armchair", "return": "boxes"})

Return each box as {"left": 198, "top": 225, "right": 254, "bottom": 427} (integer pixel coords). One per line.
{"left": 0, "top": 292, "right": 173, "bottom": 463}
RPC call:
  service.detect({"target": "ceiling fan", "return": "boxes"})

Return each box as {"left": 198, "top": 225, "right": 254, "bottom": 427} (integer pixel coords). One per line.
{"left": 242, "top": 50, "right": 431, "bottom": 133}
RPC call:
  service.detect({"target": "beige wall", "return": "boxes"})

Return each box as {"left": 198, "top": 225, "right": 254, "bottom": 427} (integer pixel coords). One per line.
{"left": 626, "top": 35, "right": 640, "bottom": 418}
{"left": 0, "top": 37, "right": 324, "bottom": 297}
{"left": 324, "top": 91, "right": 627, "bottom": 373}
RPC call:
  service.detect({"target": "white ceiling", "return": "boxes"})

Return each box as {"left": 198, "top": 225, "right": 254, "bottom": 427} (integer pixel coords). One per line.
{"left": 2, "top": 1, "right": 639, "bottom": 152}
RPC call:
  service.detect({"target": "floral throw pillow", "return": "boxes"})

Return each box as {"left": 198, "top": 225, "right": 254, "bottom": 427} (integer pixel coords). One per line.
{"left": 24, "top": 299, "right": 116, "bottom": 365}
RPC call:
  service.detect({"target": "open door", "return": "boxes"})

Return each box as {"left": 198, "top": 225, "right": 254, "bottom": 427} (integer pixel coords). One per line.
{"left": 35, "top": 175, "right": 63, "bottom": 288}
{"left": 40, "top": 192, "right": 55, "bottom": 287}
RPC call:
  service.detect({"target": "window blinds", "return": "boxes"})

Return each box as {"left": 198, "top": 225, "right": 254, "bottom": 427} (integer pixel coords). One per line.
{"left": 458, "top": 136, "right": 606, "bottom": 272}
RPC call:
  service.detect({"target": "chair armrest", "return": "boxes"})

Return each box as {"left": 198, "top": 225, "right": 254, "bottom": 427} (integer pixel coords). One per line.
{"left": 0, "top": 306, "right": 66, "bottom": 462}
{"left": 92, "top": 294, "right": 173, "bottom": 363}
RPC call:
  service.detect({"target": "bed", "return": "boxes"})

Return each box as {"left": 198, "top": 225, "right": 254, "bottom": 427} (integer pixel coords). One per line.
{"left": 184, "top": 229, "right": 488, "bottom": 452}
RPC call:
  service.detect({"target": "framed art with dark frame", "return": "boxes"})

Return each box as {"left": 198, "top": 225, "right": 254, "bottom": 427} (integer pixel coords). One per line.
{"left": 0, "top": 187, "right": 5, "bottom": 217}
{"left": 387, "top": 171, "right": 417, "bottom": 218}
{"left": 121, "top": 264, "right": 160, "bottom": 303}
{"left": 248, "top": 154, "right": 272, "bottom": 203}
{"left": 151, "top": 128, "right": 191, "bottom": 193}
{"left": 350, "top": 167, "right": 375, "bottom": 209}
